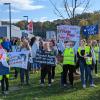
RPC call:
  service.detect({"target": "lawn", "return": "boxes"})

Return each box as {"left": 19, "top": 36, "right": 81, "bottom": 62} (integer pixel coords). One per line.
{"left": 0, "top": 65, "right": 100, "bottom": 100}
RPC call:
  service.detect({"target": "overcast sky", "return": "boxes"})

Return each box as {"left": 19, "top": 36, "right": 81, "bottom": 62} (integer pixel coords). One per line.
{"left": 0, "top": 0, "right": 99, "bottom": 22}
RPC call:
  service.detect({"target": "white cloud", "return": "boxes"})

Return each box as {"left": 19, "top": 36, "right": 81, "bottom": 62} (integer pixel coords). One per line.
{"left": 0, "top": 18, "right": 24, "bottom": 23}
{"left": 6, "top": 9, "right": 20, "bottom": 13}
{"left": 33, "top": 17, "right": 58, "bottom": 22}
{"left": 0, "top": 0, "right": 44, "bottom": 11}
{"left": 40, "top": 17, "right": 48, "bottom": 22}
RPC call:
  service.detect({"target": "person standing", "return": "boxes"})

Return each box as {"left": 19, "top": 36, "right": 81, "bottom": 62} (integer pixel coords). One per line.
{"left": 92, "top": 40, "right": 99, "bottom": 76}
{"left": 77, "top": 40, "right": 87, "bottom": 88}
{"left": 85, "top": 50, "right": 96, "bottom": 87}
{"left": 30, "top": 37, "right": 39, "bottom": 73}
{"left": 0, "top": 45, "right": 10, "bottom": 95}
{"left": 49, "top": 40, "right": 58, "bottom": 82}
{"left": 1, "top": 37, "right": 12, "bottom": 52}
{"left": 63, "top": 42, "right": 76, "bottom": 87}
{"left": 77, "top": 39, "right": 92, "bottom": 88}
{"left": 40, "top": 42, "right": 52, "bottom": 87}
{"left": 20, "top": 39, "right": 31, "bottom": 85}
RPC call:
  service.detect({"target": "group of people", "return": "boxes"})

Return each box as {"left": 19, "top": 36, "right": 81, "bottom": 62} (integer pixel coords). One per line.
{"left": 0, "top": 36, "right": 100, "bottom": 95}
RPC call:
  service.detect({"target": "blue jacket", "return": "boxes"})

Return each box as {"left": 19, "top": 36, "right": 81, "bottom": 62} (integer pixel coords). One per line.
{"left": 1, "top": 41, "right": 11, "bottom": 51}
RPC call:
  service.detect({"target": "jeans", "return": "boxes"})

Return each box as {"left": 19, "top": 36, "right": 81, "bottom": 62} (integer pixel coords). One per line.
{"left": 20, "top": 68, "right": 29, "bottom": 84}
{"left": 80, "top": 61, "right": 88, "bottom": 85}
{"left": 80, "top": 61, "right": 94, "bottom": 85}
{"left": 87, "top": 65, "right": 94, "bottom": 85}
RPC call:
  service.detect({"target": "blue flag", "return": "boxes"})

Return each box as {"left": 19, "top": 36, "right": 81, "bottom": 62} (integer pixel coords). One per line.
{"left": 82, "top": 24, "right": 98, "bottom": 36}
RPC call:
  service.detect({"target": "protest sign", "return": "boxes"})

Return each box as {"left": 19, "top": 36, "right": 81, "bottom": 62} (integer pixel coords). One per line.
{"left": 0, "top": 46, "right": 9, "bottom": 75}
{"left": 34, "top": 51, "right": 56, "bottom": 65}
{"left": 82, "top": 24, "right": 98, "bottom": 36}
{"left": 46, "top": 31, "right": 56, "bottom": 40}
{"left": 8, "top": 51, "right": 29, "bottom": 69}
{"left": 57, "top": 25, "right": 80, "bottom": 52}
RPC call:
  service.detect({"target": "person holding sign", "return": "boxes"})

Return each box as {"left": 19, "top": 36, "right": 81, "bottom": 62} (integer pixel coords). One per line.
{"left": 40, "top": 42, "right": 52, "bottom": 87}
{"left": 63, "top": 41, "right": 76, "bottom": 87}
{"left": 49, "top": 40, "right": 58, "bottom": 82}
{"left": 20, "top": 39, "right": 31, "bottom": 85}
{"left": 0, "top": 45, "right": 10, "bottom": 95}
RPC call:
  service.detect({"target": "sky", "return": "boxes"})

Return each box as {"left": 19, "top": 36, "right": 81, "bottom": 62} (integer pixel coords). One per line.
{"left": 0, "top": 0, "right": 100, "bottom": 22}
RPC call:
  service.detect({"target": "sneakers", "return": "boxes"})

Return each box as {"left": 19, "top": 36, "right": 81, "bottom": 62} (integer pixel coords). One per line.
{"left": 95, "top": 74, "right": 99, "bottom": 77}
{"left": 63, "top": 84, "right": 67, "bottom": 87}
{"left": 83, "top": 84, "right": 86, "bottom": 89}
{"left": 90, "top": 84, "right": 97, "bottom": 87}
{"left": 4, "top": 91, "right": 9, "bottom": 95}
{"left": 48, "top": 84, "right": 51, "bottom": 87}
{"left": 2, "top": 91, "right": 9, "bottom": 95}
{"left": 51, "top": 79, "right": 54, "bottom": 83}
{"left": 40, "top": 83, "right": 44, "bottom": 87}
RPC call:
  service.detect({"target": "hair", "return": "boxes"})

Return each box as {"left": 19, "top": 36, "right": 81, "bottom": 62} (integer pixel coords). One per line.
{"left": 50, "top": 40, "right": 55, "bottom": 46}
{"left": 30, "top": 37, "right": 36, "bottom": 47}
{"left": 21, "top": 39, "right": 30, "bottom": 50}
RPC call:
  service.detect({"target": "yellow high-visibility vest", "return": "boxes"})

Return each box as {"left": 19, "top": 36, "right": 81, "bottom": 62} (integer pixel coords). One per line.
{"left": 0, "top": 74, "right": 9, "bottom": 81}
{"left": 63, "top": 48, "right": 75, "bottom": 65}
{"left": 86, "top": 57, "right": 92, "bottom": 65}
{"left": 85, "top": 46, "right": 91, "bottom": 55}
{"left": 94, "top": 46, "right": 99, "bottom": 60}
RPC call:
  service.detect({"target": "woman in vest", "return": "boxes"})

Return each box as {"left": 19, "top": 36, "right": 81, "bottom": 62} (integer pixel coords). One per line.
{"left": 78, "top": 39, "right": 95, "bottom": 88}
{"left": 92, "top": 40, "right": 99, "bottom": 76}
{"left": 77, "top": 39, "right": 87, "bottom": 88}
{"left": 63, "top": 41, "right": 76, "bottom": 87}
{"left": 85, "top": 47, "right": 96, "bottom": 87}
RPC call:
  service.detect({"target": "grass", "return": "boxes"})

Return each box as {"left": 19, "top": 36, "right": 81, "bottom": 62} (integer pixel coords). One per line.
{"left": 0, "top": 64, "right": 100, "bottom": 100}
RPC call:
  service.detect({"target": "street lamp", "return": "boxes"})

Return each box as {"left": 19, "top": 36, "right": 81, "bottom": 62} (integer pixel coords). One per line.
{"left": 23, "top": 16, "right": 28, "bottom": 30}
{"left": 4, "top": 3, "right": 12, "bottom": 40}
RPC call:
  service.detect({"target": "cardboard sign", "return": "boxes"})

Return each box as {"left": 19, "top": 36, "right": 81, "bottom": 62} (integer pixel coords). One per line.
{"left": 34, "top": 50, "right": 56, "bottom": 65}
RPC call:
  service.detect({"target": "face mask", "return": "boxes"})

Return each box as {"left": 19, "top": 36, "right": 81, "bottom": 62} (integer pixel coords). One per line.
{"left": 66, "top": 46, "right": 70, "bottom": 48}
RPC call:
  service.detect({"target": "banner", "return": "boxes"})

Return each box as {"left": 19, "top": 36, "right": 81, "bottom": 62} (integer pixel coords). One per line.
{"left": 57, "top": 25, "right": 80, "bottom": 52}
{"left": 46, "top": 31, "right": 56, "bottom": 40}
{"left": 34, "top": 51, "right": 56, "bottom": 65}
{"left": 0, "top": 46, "right": 9, "bottom": 75}
{"left": 82, "top": 24, "right": 98, "bottom": 36}
{"left": 8, "top": 51, "right": 29, "bottom": 69}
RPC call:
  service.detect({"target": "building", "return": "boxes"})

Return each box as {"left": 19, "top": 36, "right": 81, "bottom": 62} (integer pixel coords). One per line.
{"left": 0, "top": 25, "right": 22, "bottom": 39}
{"left": 0, "top": 21, "right": 34, "bottom": 39}
{"left": 0, "top": 21, "right": 22, "bottom": 39}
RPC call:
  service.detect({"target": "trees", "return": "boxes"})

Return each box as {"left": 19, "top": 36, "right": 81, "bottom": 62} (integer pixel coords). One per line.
{"left": 49, "top": 0, "right": 91, "bottom": 25}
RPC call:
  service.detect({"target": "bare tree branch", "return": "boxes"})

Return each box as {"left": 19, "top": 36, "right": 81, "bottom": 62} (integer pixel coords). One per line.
{"left": 76, "top": 0, "right": 86, "bottom": 8}
{"left": 65, "top": 0, "right": 73, "bottom": 17}
{"left": 49, "top": 0, "right": 65, "bottom": 19}
{"left": 63, "top": 0, "right": 71, "bottom": 18}
{"left": 82, "top": 0, "right": 90, "bottom": 13}
{"left": 49, "top": 0, "right": 91, "bottom": 25}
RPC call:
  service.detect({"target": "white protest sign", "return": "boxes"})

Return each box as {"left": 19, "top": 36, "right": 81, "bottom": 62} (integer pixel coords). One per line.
{"left": 0, "top": 46, "right": 9, "bottom": 67}
{"left": 46, "top": 31, "right": 56, "bottom": 40}
{"left": 8, "top": 51, "right": 30, "bottom": 69}
{"left": 0, "top": 46, "right": 9, "bottom": 75}
{"left": 57, "top": 25, "right": 80, "bottom": 51}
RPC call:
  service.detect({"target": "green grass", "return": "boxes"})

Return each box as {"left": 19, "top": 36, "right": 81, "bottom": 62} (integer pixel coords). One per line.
{"left": 0, "top": 65, "right": 100, "bottom": 100}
